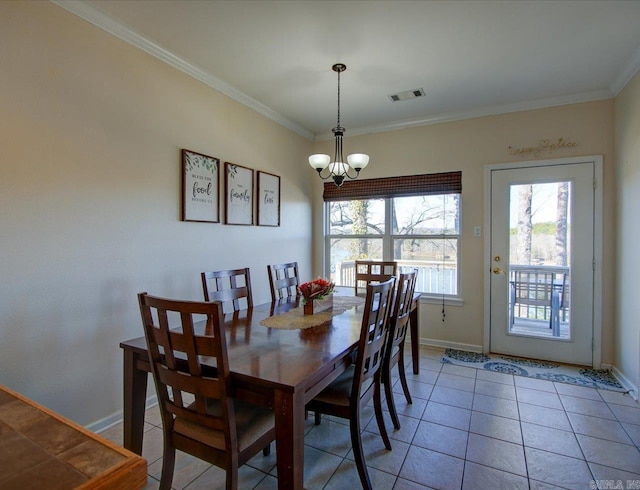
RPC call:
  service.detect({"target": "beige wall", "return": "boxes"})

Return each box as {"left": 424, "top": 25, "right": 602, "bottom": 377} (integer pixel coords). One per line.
{"left": 311, "top": 100, "right": 616, "bottom": 362}
{"left": 0, "top": 1, "right": 632, "bottom": 428}
{"left": 614, "top": 71, "right": 640, "bottom": 394}
{"left": 0, "top": 2, "right": 313, "bottom": 425}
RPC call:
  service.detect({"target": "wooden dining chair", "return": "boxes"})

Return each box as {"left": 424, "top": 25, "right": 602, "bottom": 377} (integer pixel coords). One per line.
{"left": 137, "top": 293, "right": 275, "bottom": 490}
{"left": 306, "top": 278, "right": 396, "bottom": 490}
{"left": 201, "top": 268, "right": 253, "bottom": 314}
{"left": 267, "top": 261, "right": 300, "bottom": 302}
{"left": 354, "top": 260, "right": 398, "bottom": 297}
{"left": 382, "top": 270, "right": 418, "bottom": 430}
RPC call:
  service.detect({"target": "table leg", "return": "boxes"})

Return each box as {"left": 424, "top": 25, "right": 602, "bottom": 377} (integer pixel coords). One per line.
{"left": 410, "top": 301, "right": 420, "bottom": 375}
{"left": 274, "top": 389, "right": 305, "bottom": 489}
{"left": 123, "top": 350, "right": 148, "bottom": 455}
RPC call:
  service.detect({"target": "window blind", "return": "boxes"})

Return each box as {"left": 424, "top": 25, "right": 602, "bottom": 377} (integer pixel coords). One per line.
{"left": 322, "top": 171, "right": 462, "bottom": 202}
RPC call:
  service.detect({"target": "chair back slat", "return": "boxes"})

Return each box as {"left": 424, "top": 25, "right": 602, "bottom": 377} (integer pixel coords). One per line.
{"left": 267, "top": 262, "right": 300, "bottom": 301}
{"left": 201, "top": 268, "right": 253, "bottom": 313}
{"left": 388, "top": 271, "right": 418, "bottom": 357}
{"left": 354, "top": 260, "right": 398, "bottom": 297}
{"left": 137, "top": 292, "right": 237, "bottom": 450}
{"left": 352, "top": 278, "right": 395, "bottom": 397}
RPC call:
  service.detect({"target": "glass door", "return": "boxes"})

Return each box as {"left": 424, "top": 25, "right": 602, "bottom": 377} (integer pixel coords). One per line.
{"left": 490, "top": 162, "right": 594, "bottom": 365}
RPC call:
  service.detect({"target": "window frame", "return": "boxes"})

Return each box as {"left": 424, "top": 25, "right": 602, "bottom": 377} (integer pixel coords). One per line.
{"left": 324, "top": 195, "right": 462, "bottom": 299}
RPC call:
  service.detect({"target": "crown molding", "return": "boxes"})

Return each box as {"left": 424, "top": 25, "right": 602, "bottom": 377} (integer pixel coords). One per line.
{"left": 314, "top": 89, "right": 613, "bottom": 141}
{"left": 610, "top": 43, "right": 640, "bottom": 96}
{"left": 51, "top": 0, "right": 314, "bottom": 141}
{"left": 51, "top": 1, "right": 623, "bottom": 143}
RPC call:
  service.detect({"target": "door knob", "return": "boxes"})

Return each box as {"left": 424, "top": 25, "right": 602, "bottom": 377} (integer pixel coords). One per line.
{"left": 493, "top": 267, "right": 506, "bottom": 275}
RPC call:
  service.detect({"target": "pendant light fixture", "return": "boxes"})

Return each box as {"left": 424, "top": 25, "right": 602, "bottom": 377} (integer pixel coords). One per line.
{"left": 308, "top": 64, "right": 369, "bottom": 187}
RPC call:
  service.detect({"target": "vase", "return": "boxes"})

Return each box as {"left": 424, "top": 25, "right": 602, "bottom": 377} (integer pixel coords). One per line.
{"left": 303, "top": 296, "right": 333, "bottom": 316}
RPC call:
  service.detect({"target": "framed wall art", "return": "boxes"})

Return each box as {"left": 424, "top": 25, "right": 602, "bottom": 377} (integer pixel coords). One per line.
{"left": 257, "top": 171, "right": 280, "bottom": 227}
{"left": 181, "top": 149, "right": 220, "bottom": 223}
{"left": 224, "top": 162, "right": 254, "bottom": 225}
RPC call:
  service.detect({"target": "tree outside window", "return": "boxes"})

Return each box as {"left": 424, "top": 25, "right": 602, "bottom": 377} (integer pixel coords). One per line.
{"left": 326, "top": 194, "right": 460, "bottom": 296}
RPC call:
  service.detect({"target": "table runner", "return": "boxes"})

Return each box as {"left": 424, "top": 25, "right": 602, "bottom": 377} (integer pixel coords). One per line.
{"left": 260, "top": 296, "right": 365, "bottom": 330}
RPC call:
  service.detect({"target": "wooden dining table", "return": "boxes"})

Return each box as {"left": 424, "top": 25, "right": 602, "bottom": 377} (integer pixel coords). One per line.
{"left": 119, "top": 291, "right": 420, "bottom": 490}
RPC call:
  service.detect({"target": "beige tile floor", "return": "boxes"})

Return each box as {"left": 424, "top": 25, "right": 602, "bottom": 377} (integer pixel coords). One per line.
{"left": 99, "top": 346, "right": 640, "bottom": 489}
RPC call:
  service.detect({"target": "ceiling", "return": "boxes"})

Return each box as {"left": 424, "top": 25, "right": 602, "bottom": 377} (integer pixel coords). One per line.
{"left": 56, "top": 0, "right": 640, "bottom": 141}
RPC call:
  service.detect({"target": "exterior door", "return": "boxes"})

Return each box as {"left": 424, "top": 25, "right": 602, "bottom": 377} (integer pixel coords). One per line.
{"left": 489, "top": 160, "right": 596, "bottom": 365}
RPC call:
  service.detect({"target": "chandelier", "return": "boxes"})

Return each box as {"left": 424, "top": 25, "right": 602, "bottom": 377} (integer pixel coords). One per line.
{"left": 308, "top": 64, "right": 369, "bottom": 187}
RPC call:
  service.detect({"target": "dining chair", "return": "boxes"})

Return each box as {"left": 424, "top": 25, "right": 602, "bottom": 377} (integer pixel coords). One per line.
{"left": 137, "top": 293, "right": 275, "bottom": 490}
{"left": 267, "top": 261, "right": 300, "bottom": 302}
{"left": 382, "top": 270, "right": 418, "bottom": 430}
{"left": 354, "top": 260, "right": 398, "bottom": 297}
{"left": 306, "top": 277, "right": 396, "bottom": 490}
{"left": 201, "top": 268, "right": 253, "bottom": 314}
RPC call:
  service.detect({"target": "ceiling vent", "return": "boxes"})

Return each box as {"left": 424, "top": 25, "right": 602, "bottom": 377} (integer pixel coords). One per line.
{"left": 388, "top": 88, "right": 426, "bottom": 102}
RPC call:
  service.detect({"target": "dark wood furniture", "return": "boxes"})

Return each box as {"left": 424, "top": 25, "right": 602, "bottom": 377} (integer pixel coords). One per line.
{"left": 383, "top": 270, "right": 418, "bottom": 430}
{"left": 201, "top": 268, "right": 253, "bottom": 313}
{"left": 354, "top": 260, "right": 398, "bottom": 297}
{"left": 267, "top": 262, "right": 300, "bottom": 301}
{"left": 307, "top": 279, "right": 395, "bottom": 490}
{"left": 121, "top": 295, "right": 369, "bottom": 490}
{"left": 138, "top": 293, "right": 275, "bottom": 490}
{"left": 352, "top": 261, "right": 421, "bottom": 375}
{"left": 0, "top": 384, "right": 147, "bottom": 489}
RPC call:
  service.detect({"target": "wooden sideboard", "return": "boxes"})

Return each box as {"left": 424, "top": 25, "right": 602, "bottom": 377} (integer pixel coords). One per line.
{"left": 0, "top": 385, "right": 147, "bottom": 489}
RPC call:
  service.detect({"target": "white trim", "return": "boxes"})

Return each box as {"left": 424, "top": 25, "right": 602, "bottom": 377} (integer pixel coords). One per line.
{"left": 611, "top": 365, "right": 639, "bottom": 401}
{"left": 51, "top": 1, "right": 616, "bottom": 142}
{"left": 314, "top": 90, "right": 612, "bottom": 141}
{"left": 610, "top": 43, "right": 640, "bottom": 96}
{"left": 88, "top": 395, "right": 158, "bottom": 434}
{"left": 483, "top": 155, "right": 604, "bottom": 368}
{"left": 419, "top": 296, "right": 464, "bottom": 307}
{"left": 592, "top": 158, "right": 604, "bottom": 369}
{"left": 421, "top": 338, "right": 482, "bottom": 353}
{"left": 50, "top": 0, "right": 314, "bottom": 141}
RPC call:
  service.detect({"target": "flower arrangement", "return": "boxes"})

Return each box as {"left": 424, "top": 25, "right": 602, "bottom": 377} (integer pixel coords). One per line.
{"left": 297, "top": 278, "right": 335, "bottom": 304}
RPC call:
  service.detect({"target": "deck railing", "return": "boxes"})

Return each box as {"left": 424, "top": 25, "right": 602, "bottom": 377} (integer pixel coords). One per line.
{"left": 333, "top": 260, "right": 457, "bottom": 295}
{"left": 509, "top": 264, "right": 570, "bottom": 333}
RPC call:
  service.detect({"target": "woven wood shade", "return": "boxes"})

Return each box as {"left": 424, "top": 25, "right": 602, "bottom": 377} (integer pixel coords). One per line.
{"left": 323, "top": 171, "right": 461, "bottom": 201}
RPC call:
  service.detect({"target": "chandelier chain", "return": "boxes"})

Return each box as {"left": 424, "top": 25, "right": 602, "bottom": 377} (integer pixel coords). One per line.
{"left": 336, "top": 68, "right": 341, "bottom": 128}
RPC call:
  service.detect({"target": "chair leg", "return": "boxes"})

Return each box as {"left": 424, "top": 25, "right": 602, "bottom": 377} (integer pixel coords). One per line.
{"left": 226, "top": 452, "right": 240, "bottom": 490}
{"left": 374, "top": 380, "right": 392, "bottom": 451}
{"left": 383, "top": 362, "right": 401, "bottom": 430}
{"left": 262, "top": 443, "right": 271, "bottom": 456}
{"left": 159, "top": 443, "right": 176, "bottom": 490}
{"left": 397, "top": 351, "right": 413, "bottom": 405}
{"left": 226, "top": 463, "right": 239, "bottom": 490}
{"left": 350, "top": 408, "right": 373, "bottom": 490}
{"left": 314, "top": 411, "right": 322, "bottom": 425}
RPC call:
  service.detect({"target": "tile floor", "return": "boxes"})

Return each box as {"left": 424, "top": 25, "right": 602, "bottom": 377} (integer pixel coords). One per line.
{"left": 99, "top": 346, "right": 640, "bottom": 489}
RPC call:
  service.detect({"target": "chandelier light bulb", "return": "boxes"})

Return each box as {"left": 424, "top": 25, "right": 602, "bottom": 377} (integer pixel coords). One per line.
{"left": 309, "top": 154, "right": 331, "bottom": 170}
{"left": 347, "top": 153, "right": 369, "bottom": 171}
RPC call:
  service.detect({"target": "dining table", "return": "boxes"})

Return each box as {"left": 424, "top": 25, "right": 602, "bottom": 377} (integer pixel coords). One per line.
{"left": 119, "top": 290, "right": 420, "bottom": 490}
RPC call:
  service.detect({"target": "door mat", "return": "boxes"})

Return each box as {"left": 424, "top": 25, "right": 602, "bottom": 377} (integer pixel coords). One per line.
{"left": 442, "top": 349, "right": 626, "bottom": 392}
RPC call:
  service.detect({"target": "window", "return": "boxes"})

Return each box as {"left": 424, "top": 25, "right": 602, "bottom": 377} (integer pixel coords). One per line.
{"left": 324, "top": 172, "right": 461, "bottom": 296}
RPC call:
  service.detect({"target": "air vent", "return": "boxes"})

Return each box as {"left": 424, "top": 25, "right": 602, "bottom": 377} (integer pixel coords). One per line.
{"left": 388, "top": 88, "right": 426, "bottom": 102}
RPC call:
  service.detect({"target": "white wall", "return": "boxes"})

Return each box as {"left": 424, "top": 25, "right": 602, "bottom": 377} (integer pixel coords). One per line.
{"left": 614, "top": 70, "right": 640, "bottom": 395}
{"left": 0, "top": 2, "right": 313, "bottom": 425}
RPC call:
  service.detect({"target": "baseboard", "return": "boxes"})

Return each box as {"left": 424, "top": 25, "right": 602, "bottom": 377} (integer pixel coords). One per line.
{"left": 611, "top": 365, "right": 639, "bottom": 401}
{"left": 420, "top": 338, "right": 483, "bottom": 354}
{"left": 86, "top": 395, "right": 158, "bottom": 434}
